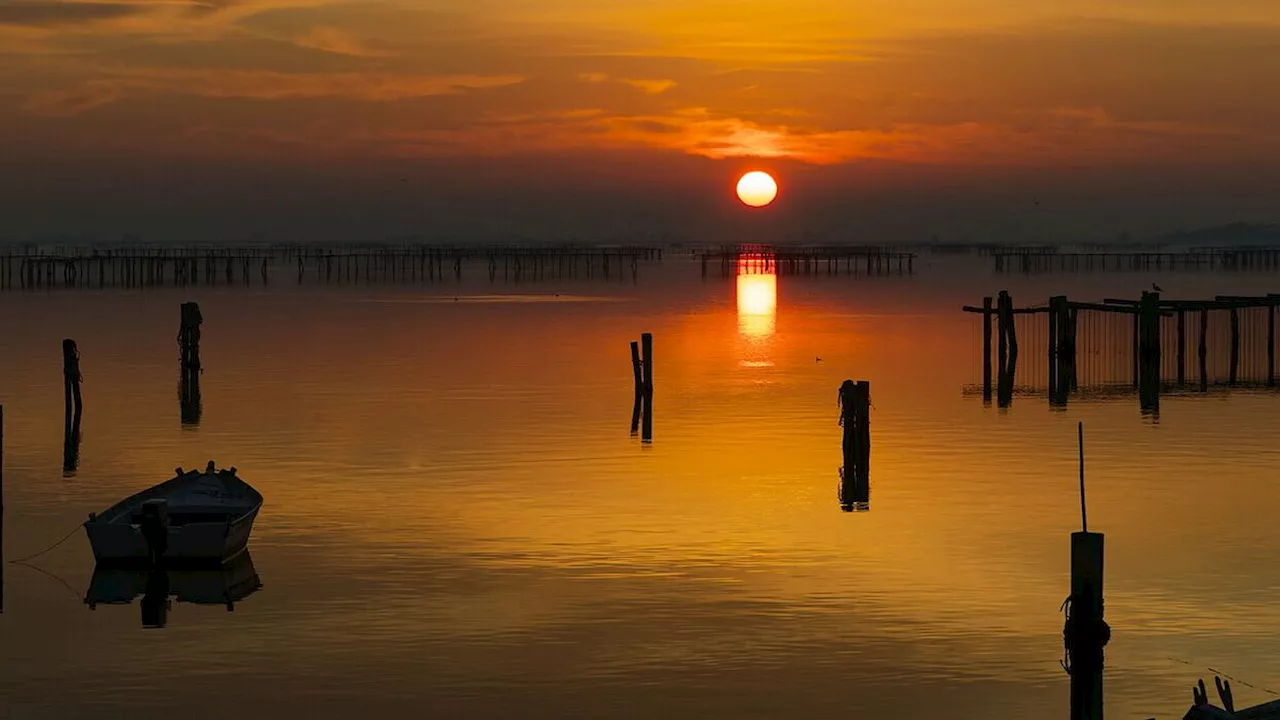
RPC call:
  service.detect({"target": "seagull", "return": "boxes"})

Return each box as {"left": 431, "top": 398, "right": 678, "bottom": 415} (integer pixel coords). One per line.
{"left": 1152, "top": 282, "right": 1164, "bottom": 292}
{"left": 815, "top": 357, "right": 823, "bottom": 363}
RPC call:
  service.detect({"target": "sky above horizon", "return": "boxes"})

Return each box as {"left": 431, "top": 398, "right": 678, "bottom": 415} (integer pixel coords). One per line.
{"left": 3, "top": 0, "right": 1280, "bottom": 242}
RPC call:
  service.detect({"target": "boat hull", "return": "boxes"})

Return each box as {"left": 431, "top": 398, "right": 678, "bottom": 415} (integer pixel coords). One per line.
{"left": 84, "top": 504, "right": 259, "bottom": 566}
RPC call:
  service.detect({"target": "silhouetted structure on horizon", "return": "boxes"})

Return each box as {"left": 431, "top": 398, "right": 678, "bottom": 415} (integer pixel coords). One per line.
{"left": 0, "top": 243, "right": 661, "bottom": 290}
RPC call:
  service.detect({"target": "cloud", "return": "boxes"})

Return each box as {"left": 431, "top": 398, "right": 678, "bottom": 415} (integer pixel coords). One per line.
{"left": 23, "top": 68, "right": 527, "bottom": 115}
{"left": 0, "top": 1, "right": 148, "bottom": 26}
{"left": 293, "top": 26, "right": 391, "bottom": 57}
{"left": 578, "top": 72, "right": 609, "bottom": 83}
{"left": 622, "top": 78, "right": 676, "bottom": 94}
{"left": 21, "top": 81, "right": 122, "bottom": 116}
{"left": 381, "top": 104, "right": 1261, "bottom": 167}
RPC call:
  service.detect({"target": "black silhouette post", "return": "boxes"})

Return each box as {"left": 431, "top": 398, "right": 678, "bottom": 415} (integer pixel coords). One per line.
{"left": 1048, "top": 295, "right": 1060, "bottom": 400}
{"left": 178, "top": 302, "right": 203, "bottom": 426}
{"left": 640, "top": 333, "right": 654, "bottom": 442}
{"left": 1138, "top": 292, "right": 1161, "bottom": 412}
{"left": 982, "top": 296, "right": 993, "bottom": 404}
{"left": 178, "top": 302, "right": 202, "bottom": 374}
{"left": 62, "top": 339, "right": 83, "bottom": 474}
{"left": 1, "top": 404, "right": 4, "bottom": 614}
{"left": 629, "top": 341, "right": 643, "bottom": 434}
{"left": 838, "top": 380, "right": 871, "bottom": 511}
{"left": 1269, "top": 300, "right": 1276, "bottom": 386}
{"left": 1229, "top": 306, "right": 1240, "bottom": 385}
{"left": 1198, "top": 309, "right": 1209, "bottom": 391}
{"left": 996, "top": 292, "right": 1018, "bottom": 408}
{"left": 1176, "top": 310, "right": 1187, "bottom": 385}
{"left": 1065, "top": 422, "right": 1108, "bottom": 720}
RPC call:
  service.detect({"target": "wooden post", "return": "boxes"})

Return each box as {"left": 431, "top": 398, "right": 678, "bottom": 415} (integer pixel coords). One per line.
{"left": 997, "top": 293, "right": 1009, "bottom": 382}
{"left": 1131, "top": 311, "right": 1140, "bottom": 388}
{"left": 1, "top": 404, "right": 4, "bottom": 514}
{"left": 641, "top": 333, "right": 653, "bottom": 442}
{"left": 838, "top": 380, "right": 871, "bottom": 510}
{"left": 1229, "top": 307, "right": 1240, "bottom": 385}
{"left": 1068, "top": 530, "right": 1106, "bottom": 720}
{"left": 1199, "top": 309, "right": 1209, "bottom": 391}
{"left": 63, "top": 340, "right": 83, "bottom": 474}
{"left": 1002, "top": 291, "right": 1018, "bottom": 360}
{"left": 1177, "top": 310, "right": 1186, "bottom": 384}
{"left": 1269, "top": 302, "right": 1276, "bottom": 386}
{"left": 629, "top": 341, "right": 643, "bottom": 434}
{"left": 1048, "top": 296, "right": 1061, "bottom": 398}
{"left": 854, "top": 381, "right": 870, "bottom": 489}
{"left": 179, "top": 302, "right": 203, "bottom": 372}
{"left": 982, "top": 296, "right": 993, "bottom": 403}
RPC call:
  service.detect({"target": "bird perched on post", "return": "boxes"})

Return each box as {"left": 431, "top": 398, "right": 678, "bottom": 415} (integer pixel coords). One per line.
{"left": 1152, "top": 282, "right": 1164, "bottom": 292}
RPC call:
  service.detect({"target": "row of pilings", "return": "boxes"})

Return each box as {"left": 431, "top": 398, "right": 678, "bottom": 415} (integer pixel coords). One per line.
{"left": 965, "top": 291, "right": 1279, "bottom": 410}
{"left": 0, "top": 244, "right": 664, "bottom": 290}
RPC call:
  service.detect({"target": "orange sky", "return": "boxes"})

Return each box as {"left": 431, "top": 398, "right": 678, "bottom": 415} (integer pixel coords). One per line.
{"left": 2, "top": 1, "right": 1280, "bottom": 240}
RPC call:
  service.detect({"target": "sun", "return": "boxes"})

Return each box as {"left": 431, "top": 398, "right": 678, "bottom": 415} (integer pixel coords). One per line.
{"left": 736, "top": 171, "right": 778, "bottom": 208}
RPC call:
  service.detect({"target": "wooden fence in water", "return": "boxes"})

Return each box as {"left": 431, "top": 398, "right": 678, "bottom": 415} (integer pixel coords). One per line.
{"left": 962, "top": 291, "right": 1280, "bottom": 410}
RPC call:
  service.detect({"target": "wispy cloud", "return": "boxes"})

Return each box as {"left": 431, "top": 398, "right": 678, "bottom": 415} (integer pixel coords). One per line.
{"left": 622, "top": 78, "right": 676, "bottom": 94}
{"left": 292, "top": 26, "right": 392, "bottom": 57}
{"left": 0, "top": 1, "right": 148, "bottom": 27}
{"left": 23, "top": 67, "right": 526, "bottom": 115}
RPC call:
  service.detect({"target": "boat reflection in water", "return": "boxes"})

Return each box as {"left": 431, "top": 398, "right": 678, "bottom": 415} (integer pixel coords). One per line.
{"left": 736, "top": 252, "right": 777, "bottom": 369}
{"left": 84, "top": 551, "right": 262, "bottom": 628}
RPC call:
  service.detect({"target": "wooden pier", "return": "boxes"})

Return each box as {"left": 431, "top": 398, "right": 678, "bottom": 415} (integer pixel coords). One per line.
{"left": 0, "top": 243, "right": 663, "bottom": 290}
{"left": 701, "top": 245, "right": 915, "bottom": 278}
{"left": 963, "top": 292, "right": 1280, "bottom": 408}
{"left": 992, "top": 248, "right": 1280, "bottom": 274}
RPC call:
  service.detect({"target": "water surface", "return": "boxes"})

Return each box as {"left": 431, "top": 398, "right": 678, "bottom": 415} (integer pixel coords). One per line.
{"left": 1, "top": 255, "right": 1278, "bottom": 718}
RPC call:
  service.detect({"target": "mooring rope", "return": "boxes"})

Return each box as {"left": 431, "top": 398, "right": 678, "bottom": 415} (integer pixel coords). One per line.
{"left": 6, "top": 523, "right": 83, "bottom": 565}
{"left": 1167, "top": 656, "right": 1280, "bottom": 697}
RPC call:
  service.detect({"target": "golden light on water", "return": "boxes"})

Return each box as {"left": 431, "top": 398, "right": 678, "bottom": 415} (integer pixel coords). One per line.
{"left": 736, "top": 255, "right": 777, "bottom": 341}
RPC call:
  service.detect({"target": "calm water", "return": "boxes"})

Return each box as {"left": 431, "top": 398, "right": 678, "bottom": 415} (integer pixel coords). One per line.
{"left": 2, "top": 255, "right": 1279, "bottom": 719}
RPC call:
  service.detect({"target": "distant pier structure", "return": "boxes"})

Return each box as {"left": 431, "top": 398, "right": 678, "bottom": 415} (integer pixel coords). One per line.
{"left": 963, "top": 291, "right": 1280, "bottom": 410}
{"left": 0, "top": 243, "right": 664, "bottom": 290}
{"left": 700, "top": 245, "right": 915, "bottom": 278}
{"left": 990, "top": 245, "right": 1280, "bottom": 274}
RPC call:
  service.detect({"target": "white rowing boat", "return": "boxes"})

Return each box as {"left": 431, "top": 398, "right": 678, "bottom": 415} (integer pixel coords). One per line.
{"left": 83, "top": 462, "right": 262, "bottom": 564}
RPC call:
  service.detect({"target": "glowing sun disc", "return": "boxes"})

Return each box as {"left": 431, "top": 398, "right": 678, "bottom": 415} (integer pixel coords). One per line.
{"left": 736, "top": 171, "right": 778, "bottom": 208}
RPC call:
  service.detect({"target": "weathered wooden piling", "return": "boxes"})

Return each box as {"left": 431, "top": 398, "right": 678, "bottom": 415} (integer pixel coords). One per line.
{"left": 982, "top": 296, "right": 993, "bottom": 403}
{"left": 1199, "top": 309, "right": 1209, "bottom": 391}
{"left": 63, "top": 340, "right": 83, "bottom": 474}
{"left": 641, "top": 333, "right": 654, "bottom": 442}
{"left": 1048, "top": 295, "right": 1061, "bottom": 397}
{"left": 629, "top": 341, "right": 643, "bottom": 434}
{"left": 1177, "top": 310, "right": 1187, "bottom": 384}
{"left": 1, "top": 405, "right": 4, "bottom": 614}
{"left": 179, "top": 302, "right": 202, "bottom": 372}
{"left": 838, "top": 380, "right": 871, "bottom": 510}
{"left": 1229, "top": 307, "right": 1240, "bottom": 385}
{"left": 1066, "top": 423, "right": 1107, "bottom": 720}
{"left": 1270, "top": 301, "right": 1277, "bottom": 386}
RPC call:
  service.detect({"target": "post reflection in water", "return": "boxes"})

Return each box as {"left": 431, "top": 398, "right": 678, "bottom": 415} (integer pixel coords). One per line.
{"left": 736, "top": 254, "right": 778, "bottom": 367}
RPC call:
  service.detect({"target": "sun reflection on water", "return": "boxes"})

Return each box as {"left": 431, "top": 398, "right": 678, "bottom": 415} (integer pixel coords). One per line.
{"left": 736, "top": 254, "right": 777, "bottom": 366}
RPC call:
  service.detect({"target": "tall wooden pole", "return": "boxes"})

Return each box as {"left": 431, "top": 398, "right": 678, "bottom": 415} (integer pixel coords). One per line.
{"left": 641, "top": 333, "right": 654, "bottom": 442}
{"left": 1269, "top": 302, "right": 1276, "bottom": 386}
{"left": 629, "top": 341, "right": 643, "bottom": 434}
{"left": 1199, "top": 309, "right": 1209, "bottom": 391}
{"left": 982, "top": 296, "right": 993, "bottom": 403}
{"left": 1229, "top": 307, "right": 1240, "bottom": 385}
{"left": 1177, "top": 310, "right": 1186, "bottom": 384}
